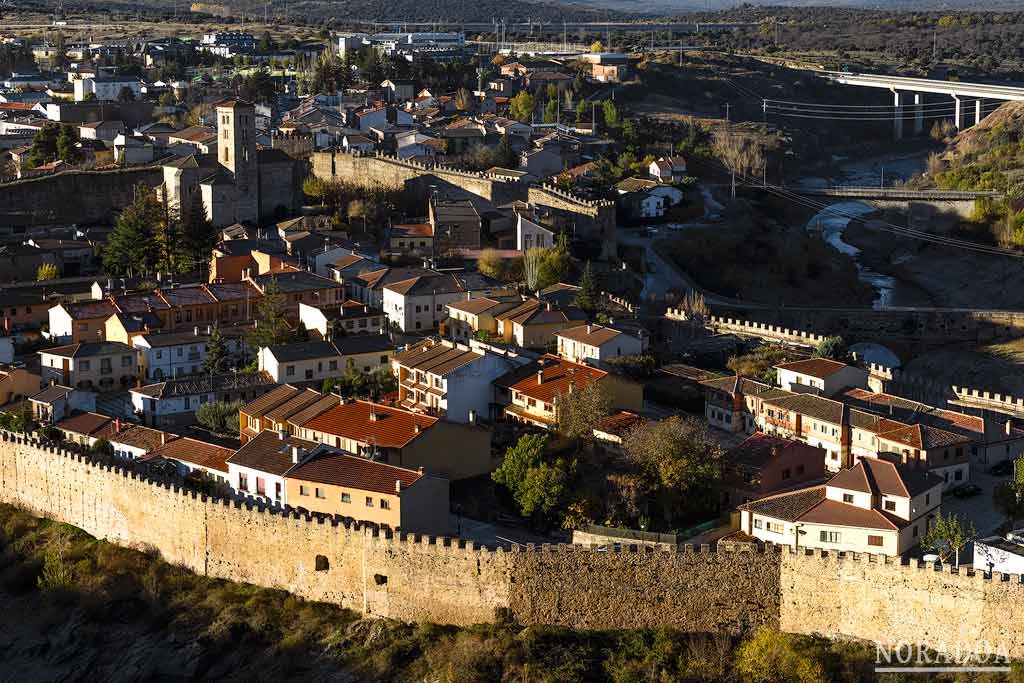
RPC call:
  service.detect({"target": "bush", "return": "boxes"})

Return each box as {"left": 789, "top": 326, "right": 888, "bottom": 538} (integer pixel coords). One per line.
{"left": 195, "top": 401, "right": 242, "bottom": 436}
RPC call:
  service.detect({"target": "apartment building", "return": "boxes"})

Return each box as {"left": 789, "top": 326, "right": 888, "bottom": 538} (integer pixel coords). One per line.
{"left": 775, "top": 358, "right": 868, "bottom": 397}
{"left": 555, "top": 323, "right": 644, "bottom": 367}
{"left": 39, "top": 341, "right": 138, "bottom": 391}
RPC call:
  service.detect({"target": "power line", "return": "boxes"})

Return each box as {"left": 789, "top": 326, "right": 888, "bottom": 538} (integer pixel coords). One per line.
{"left": 764, "top": 101, "right": 1002, "bottom": 122}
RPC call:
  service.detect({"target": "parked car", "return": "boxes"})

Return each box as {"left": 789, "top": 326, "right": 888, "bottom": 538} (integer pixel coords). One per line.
{"left": 990, "top": 460, "right": 1014, "bottom": 477}
{"left": 951, "top": 483, "right": 982, "bottom": 499}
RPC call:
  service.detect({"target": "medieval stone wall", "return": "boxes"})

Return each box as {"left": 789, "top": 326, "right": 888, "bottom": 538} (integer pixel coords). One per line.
{"left": 6, "top": 432, "right": 1024, "bottom": 656}
{"left": 0, "top": 167, "right": 163, "bottom": 226}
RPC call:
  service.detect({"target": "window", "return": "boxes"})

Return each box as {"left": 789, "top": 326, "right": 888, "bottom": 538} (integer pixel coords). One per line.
{"left": 299, "top": 485, "right": 309, "bottom": 496}
{"left": 80, "top": 360, "right": 90, "bottom": 371}
{"left": 925, "top": 493, "right": 930, "bottom": 505}
{"left": 365, "top": 496, "right": 374, "bottom": 507}
{"left": 380, "top": 355, "right": 388, "bottom": 364}
{"left": 239, "top": 473, "right": 249, "bottom": 491}
{"left": 819, "top": 530, "right": 841, "bottom": 543}
{"left": 766, "top": 522, "right": 784, "bottom": 534}
{"left": 315, "top": 555, "right": 330, "bottom": 571}
{"left": 156, "top": 350, "right": 163, "bottom": 359}
{"left": 329, "top": 360, "right": 338, "bottom": 371}
{"left": 341, "top": 493, "right": 351, "bottom": 503}
{"left": 884, "top": 500, "right": 896, "bottom": 512}
{"left": 796, "top": 465, "right": 805, "bottom": 476}
{"left": 753, "top": 518, "right": 763, "bottom": 529}
{"left": 380, "top": 499, "right": 390, "bottom": 509}
{"left": 256, "top": 477, "right": 266, "bottom": 495}
{"left": 781, "top": 468, "right": 791, "bottom": 480}
{"left": 315, "top": 487, "right": 325, "bottom": 499}
{"left": 912, "top": 525, "right": 919, "bottom": 538}
{"left": 286, "top": 365, "right": 295, "bottom": 376}
{"left": 955, "top": 470, "right": 963, "bottom": 481}
{"left": 868, "top": 535, "right": 883, "bottom": 547}
{"left": 842, "top": 493, "right": 854, "bottom": 503}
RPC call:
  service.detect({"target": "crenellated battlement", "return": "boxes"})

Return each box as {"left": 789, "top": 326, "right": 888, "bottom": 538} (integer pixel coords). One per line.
{"left": 4, "top": 429, "right": 1024, "bottom": 654}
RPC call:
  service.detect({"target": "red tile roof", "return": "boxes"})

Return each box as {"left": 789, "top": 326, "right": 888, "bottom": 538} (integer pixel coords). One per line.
{"left": 301, "top": 400, "right": 437, "bottom": 449}
{"left": 775, "top": 358, "right": 850, "bottom": 379}
{"left": 144, "top": 437, "right": 234, "bottom": 474}
{"left": 284, "top": 450, "right": 423, "bottom": 494}
{"left": 506, "top": 355, "right": 607, "bottom": 403}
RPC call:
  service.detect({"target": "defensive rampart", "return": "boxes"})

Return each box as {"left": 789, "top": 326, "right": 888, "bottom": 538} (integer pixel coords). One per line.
{"left": 0, "top": 167, "right": 163, "bottom": 225}
{"left": 7, "top": 432, "right": 1024, "bottom": 655}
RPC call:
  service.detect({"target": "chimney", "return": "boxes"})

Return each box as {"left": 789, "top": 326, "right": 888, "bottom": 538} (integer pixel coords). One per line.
{"left": 395, "top": 479, "right": 402, "bottom": 493}
{"left": 206, "top": 325, "right": 212, "bottom": 335}
{"left": 114, "top": 417, "right": 121, "bottom": 433}
{"left": 160, "top": 431, "right": 167, "bottom": 445}
{"left": 413, "top": 422, "right": 420, "bottom": 434}
{"left": 291, "top": 445, "right": 304, "bottom": 463}
{"left": 370, "top": 410, "right": 378, "bottom": 421}
{"left": 194, "top": 325, "right": 199, "bottom": 337}
{"left": 468, "top": 409, "right": 476, "bottom": 426}
{"left": 466, "top": 291, "right": 472, "bottom": 300}
{"left": 536, "top": 370, "right": 543, "bottom": 384}
{"left": 1007, "top": 419, "right": 1014, "bottom": 437}
{"left": 586, "top": 324, "right": 592, "bottom": 334}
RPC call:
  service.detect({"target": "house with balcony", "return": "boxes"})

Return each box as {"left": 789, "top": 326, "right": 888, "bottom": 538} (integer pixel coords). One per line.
{"left": 737, "top": 457, "right": 943, "bottom": 557}
{"left": 295, "top": 399, "right": 492, "bottom": 480}
{"left": 283, "top": 447, "right": 451, "bottom": 534}
{"left": 38, "top": 341, "right": 137, "bottom": 392}
{"left": 756, "top": 391, "right": 848, "bottom": 471}
{"left": 698, "top": 375, "right": 772, "bottom": 435}
{"left": 391, "top": 337, "right": 529, "bottom": 423}
{"left": 28, "top": 382, "right": 93, "bottom": 424}
{"left": 239, "top": 384, "right": 315, "bottom": 442}
{"left": 443, "top": 294, "right": 523, "bottom": 344}
{"left": 497, "top": 355, "right": 643, "bottom": 429}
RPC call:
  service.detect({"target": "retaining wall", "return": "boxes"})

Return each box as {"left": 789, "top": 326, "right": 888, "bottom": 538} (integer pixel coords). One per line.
{"left": 0, "top": 167, "right": 163, "bottom": 225}
{"left": 7, "top": 432, "right": 1024, "bottom": 655}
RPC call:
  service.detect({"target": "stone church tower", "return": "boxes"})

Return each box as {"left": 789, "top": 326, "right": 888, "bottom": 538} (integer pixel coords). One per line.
{"left": 214, "top": 100, "right": 258, "bottom": 223}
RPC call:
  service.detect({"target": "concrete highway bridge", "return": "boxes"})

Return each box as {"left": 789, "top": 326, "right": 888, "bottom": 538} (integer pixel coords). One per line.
{"left": 821, "top": 71, "right": 1024, "bottom": 140}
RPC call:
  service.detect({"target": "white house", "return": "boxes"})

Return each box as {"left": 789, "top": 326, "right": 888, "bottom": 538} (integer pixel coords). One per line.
{"left": 133, "top": 328, "right": 246, "bottom": 381}
{"left": 775, "top": 359, "right": 868, "bottom": 397}
{"left": 258, "top": 336, "right": 393, "bottom": 383}
{"left": 28, "top": 383, "right": 95, "bottom": 424}
{"left": 649, "top": 156, "right": 686, "bottom": 183}
{"left": 391, "top": 337, "right": 531, "bottom": 423}
{"left": 556, "top": 324, "right": 645, "bottom": 366}
{"left": 516, "top": 213, "right": 555, "bottom": 252}
{"left": 974, "top": 530, "right": 1024, "bottom": 575}
{"left": 382, "top": 273, "right": 466, "bottom": 332}
{"left": 737, "top": 458, "right": 943, "bottom": 557}
{"left": 225, "top": 430, "right": 316, "bottom": 506}
{"left": 113, "top": 133, "right": 154, "bottom": 165}
{"left": 73, "top": 75, "right": 143, "bottom": 102}
{"left": 130, "top": 371, "right": 277, "bottom": 428}
{"left": 109, "top": 423, "right": 175, "bottom": 460}
{"left": 297, "top": 301, "right": 386, "bottom": 338}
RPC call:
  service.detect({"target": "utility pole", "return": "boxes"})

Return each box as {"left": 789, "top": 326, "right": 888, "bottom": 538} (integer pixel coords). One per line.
{"left": 932, "top": 29, "right": 937, "bottom": 62}
{"left": 724, "top": 102, "right": 730, "bottom": 122}
{"left": 762, "top": 98, "right": 767, "bottom": 123}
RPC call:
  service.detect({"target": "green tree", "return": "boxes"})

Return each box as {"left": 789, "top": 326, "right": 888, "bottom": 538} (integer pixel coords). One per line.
{"left": 734, "top": 628, "right": 827, "bottom": 683}
{"left": 727, "top": 343, "right": 796, "bottom": 385}
{"left": 36, "top": 263, "right": 58, "bottom": 281}
{"left": 555, "top": 381, "right": 612, "bottom": 441}
{"left": 27, "top": 123, "right": 61, "bottom": 167}
{"left": 622, "top": 415, "right": 723, "bottom": 526}
{"left": 575, "top": 99, "right": 589, "bottom": 125}
{"left": 195, "top": 401, "right": 242, "bottom": 436}
{"left": 248, "top": 278, "right": 297, "bottom": 351}
{"left": 602, "top": 99, "right": 620, "bottom": 129}
{"left": 590, "top": 40, "right": 604, "bottom": 53}
{"left": 55, "top": 124, "right": 80, "bottom": 163}
{"left": 994, "top": 459, "right": 1024, "bottom": 528}
{"left": 180, "top": 199, "right": 215, "bottom": 270}
{"left": 477, "top": 248, "right": 506, "bottom": 281}
{"left": 543, "top": 98, "right": 559, "bottom": 124}
{"left": 493, "top": 433, "right": 548, "bottom": 500}
{"left": 922, "top": 511, "right": 976, "bottom": 568}
{"left": 103, "top": 186, "right": 163, "bottom": 278}
{"left": 575, "top": 260, "right": 597, "bottom": 313}
{"left": 508, "top": 91, "right": 536, "bottom": 123}
{"left": 812, "top": 335, "right": 849, "bottom": 361}
{"left": 202, "top": 324, "right": 229, "bottom": 374}
{"left": 492, "top": 433, "right": 573, "bottom": 527}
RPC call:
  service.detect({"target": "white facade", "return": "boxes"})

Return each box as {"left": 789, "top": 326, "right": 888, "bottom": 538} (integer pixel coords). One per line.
{"left": 776, "top": 364, "right": 868, "bottom": 397}
{"left": 258, "top": 345, "right": 344, "bottom": 383}
{"left": 974, "top": 532, "right": 1024, "bottom": 575}
{"left": 516, "top": 214, "right": 555, "bottom": 252}
{"left": 73, "top": 77, "right": 142, "bottom": 102}
{"left": 383, "top": 287, "right": 465, "bottom": 333}
{"left": 229, "top": 461, "right": 287, "bottom": 506}
{"left": 556, "top": 327, "right": 644, "bottom": 366}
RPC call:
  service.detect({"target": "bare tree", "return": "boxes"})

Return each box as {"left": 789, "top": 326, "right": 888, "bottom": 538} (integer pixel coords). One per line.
{"left": 713, "top": 129, "right": 767, "bottom": 200}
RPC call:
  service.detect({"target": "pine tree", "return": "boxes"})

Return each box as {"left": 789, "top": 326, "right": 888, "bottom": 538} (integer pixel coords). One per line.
{"left": 27, "top": 123, "right": 61, "bottom": 168}
{"left": 203, "top": 323, "right": 228, "bottom": 374}
{"left": 180, "top": 198, "right": 215, "bottom": 271}
{"left": 103, "top": 186, "right": 162, "bottom": 278}
{"left": 55, "top": 125, "right": 80, "bottom": 163}
{"left": 576, "top": 260, "right": 597, "bottom": 313}
{"left": 248, "top": 279, "right": 296, "bottom": 351}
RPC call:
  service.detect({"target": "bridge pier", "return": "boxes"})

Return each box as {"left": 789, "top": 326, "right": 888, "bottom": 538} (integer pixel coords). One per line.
{"left": 892, "top": 89, "right": 904, "bottom": 141}
{"left": 913, "top": 93, "right": 924, "bottom": 136}
{"left": 976, "top": 98, "right": 983, "bottom": 126}
{"left": 953, "top": 94, "right": 963, "bottom": 130}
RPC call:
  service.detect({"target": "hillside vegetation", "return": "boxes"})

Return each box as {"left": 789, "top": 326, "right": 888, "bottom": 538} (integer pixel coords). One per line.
{"left": 0, "top": 503, "right": 914, "bottom": 682}
{"left": 922, "top": 102, "right": 1024, "bottom": 248}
